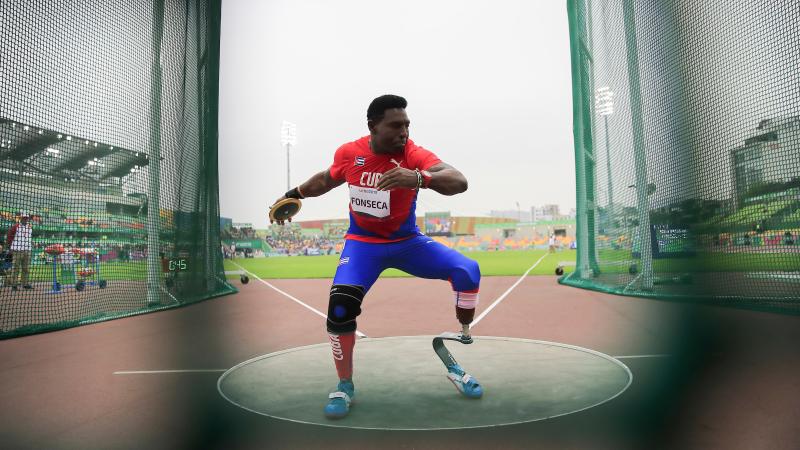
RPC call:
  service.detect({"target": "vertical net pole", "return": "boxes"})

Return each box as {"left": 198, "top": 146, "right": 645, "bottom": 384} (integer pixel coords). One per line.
{"left": 568, "top": 0, "right": 594, "bottom": 279}
{"left": 147, "top": 0, "right": 165, "bottom": 305}
{"left": 622, "top": 0, "right": 653, "bottom": 289}
{"left": 203, "top": 0, "right": 225, "bottom": 292}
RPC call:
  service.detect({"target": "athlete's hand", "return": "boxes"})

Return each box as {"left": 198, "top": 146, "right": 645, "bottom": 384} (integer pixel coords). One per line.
{"left": 377, "top": 167, "right": 417, "bottom": 191}
{"left": 269, "top": 195, "right": 292, "bottom": 225}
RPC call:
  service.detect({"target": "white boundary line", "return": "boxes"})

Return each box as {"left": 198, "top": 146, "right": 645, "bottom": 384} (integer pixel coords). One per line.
{"left": 114, "top": 369, "right": 226, "bottom": 375}
{"left": 470, "top": 253, "right": 549, "bottom": 328}
{"left": 217, "top": 335, "right": 634, "bottom": 431}
{"left": 159, "top": 285, "right": 180, "bottom": 306}
{"left": 112, "top": 355, "right": 668, "bottom": 375}
{"left": 230, "top": 261, "right": 366, "bottom": 338}
{"left": 623, "top": 273, "right": 641, "bottom": 293}
{"left": 119, "top": 258, "right": 668, "bottom": 377}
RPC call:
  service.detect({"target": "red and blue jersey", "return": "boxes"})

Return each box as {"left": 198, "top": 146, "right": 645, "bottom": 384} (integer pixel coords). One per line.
{"left": 329, "top": 136, "right": 441, "bottom": 243}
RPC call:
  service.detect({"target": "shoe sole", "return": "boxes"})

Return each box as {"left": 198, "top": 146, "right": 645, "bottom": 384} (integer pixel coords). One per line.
{"left": 324, "top": 411, "right": 349, "bottom": 419}
{"left": 324, "top": 402, "right": 352, "bottom": 419}
{"left": 324, "top": 394, "right": 354, "bottom": 419}
{"left": 447, "top": 376, "right": 483, "bottom": 399}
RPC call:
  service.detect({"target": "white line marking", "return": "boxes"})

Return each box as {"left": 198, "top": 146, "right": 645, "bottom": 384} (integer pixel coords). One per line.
{"left": 623, "top": 273, "right": 641, "bottom": 293}
{"left": 114, "top": 369, "right": 226, "bottom": 375}
{"left": 218, "top": 336, "right": 634, "bottom": 430}
{"left": 159, "top": 285, "right": 180, "bottom": 305}
{"left": 470, "top": 253, "right": 549, "bottom": 328}
{"left": 230, "top": 261, "right": 367, "bottom": 338}
{"left": 612, "top": 354, "right": 671, "bottom": 359}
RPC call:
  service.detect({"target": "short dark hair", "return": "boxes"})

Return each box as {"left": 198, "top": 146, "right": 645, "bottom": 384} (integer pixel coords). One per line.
{"left": 367, "top": 95, "right": 407, "bottom": 121}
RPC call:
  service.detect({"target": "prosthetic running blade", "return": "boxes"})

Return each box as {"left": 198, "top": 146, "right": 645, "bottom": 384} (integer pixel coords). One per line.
{"left": 432, "top": 326, "right": 483, "bottom": 398}
{"left": 432, "top": 327, "right": 473, "bottom": 369}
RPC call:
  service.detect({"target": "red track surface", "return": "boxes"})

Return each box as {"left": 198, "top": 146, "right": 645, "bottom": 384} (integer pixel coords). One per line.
{"left": 1, "top": 275, "right": 798, "bottom": 449}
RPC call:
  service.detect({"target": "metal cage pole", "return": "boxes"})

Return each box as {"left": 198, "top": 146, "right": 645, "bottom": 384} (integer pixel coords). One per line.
{"left": 622, "top": 0, "right": 653, "bottom": 289}
{"left": 147, "top": 0, "right": 165, "bottom": 306}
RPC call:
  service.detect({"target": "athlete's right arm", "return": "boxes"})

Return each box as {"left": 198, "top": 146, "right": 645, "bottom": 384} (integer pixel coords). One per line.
{"left": 271, "top": 145, "right": 348, "bottom": 224}
{"left": 271, "top": 169, "right": 344, "bottom": 213}
{"left": 298, "top": 169, "right": 345, "bottom": 198}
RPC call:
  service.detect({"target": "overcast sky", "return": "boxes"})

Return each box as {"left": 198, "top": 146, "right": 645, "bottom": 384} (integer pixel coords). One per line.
{"left": 218, "top": 0, "right": 575, "bottom": 226}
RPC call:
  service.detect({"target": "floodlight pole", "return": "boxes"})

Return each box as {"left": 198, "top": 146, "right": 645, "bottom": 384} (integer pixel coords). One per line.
{"left": 595, "top": 87, "right": 615, "bottom": 221}
{"left": 286, "top": 142, "right": 291, "bottom": 190}
{"left": 603, "top": 115, "right": 614, "bottom": 214}
{"left": 281, "top": 121, "right": 297, "bottom": 191}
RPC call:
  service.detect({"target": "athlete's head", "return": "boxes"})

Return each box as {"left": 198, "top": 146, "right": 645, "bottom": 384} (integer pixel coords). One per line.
{"left": 367, "top": 94, "right": 409, "bottom": 154}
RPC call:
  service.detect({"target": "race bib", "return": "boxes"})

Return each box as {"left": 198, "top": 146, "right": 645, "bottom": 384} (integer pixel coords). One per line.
{"left": 349, "top": 185, "right": 390, "bottom": 218}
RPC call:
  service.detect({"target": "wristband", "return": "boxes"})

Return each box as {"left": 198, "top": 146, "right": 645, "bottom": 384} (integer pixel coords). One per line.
{"left": 419, "top": 170, "right": 432, "bottom": 188}
{"left": 414, "top": 169, "right": 423, "bottom": 191}
{"left": 285, "top": 186, "right": 304, "bottom": 199}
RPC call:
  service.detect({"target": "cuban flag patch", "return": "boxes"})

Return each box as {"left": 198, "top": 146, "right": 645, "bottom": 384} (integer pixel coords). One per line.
{"left": 354, "top": 156, "right": 365, "bottom": 166}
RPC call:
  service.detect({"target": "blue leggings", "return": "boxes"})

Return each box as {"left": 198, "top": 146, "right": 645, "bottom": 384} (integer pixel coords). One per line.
{"left": 333, "top": 235, "right": 481, "bottom": 293}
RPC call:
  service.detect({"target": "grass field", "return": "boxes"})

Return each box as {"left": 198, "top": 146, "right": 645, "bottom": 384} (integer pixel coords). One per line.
{"left": 224, "top": 249, "right": 576, "bottom": 279}
{"left": 224, "top": 247, "right": 799, "bottom": 280}
{"left": 13, "top": 247, "right": 792, "bottom": 284}
{"left": 594, "top": 249, "right": 800, "bottom": 273}
{"left": 13, "top": 261, "right": 148, "bottom": 283}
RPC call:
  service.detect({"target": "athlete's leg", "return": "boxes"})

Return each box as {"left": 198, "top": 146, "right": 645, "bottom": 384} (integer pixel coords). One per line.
{"left": 390, "top": 236, "right": 483, "bottom": 398}
{"left": 390, "top": 236, "right": 481, "bottom": 326}
{"left": 324, "top": 240, "right": 386, "bottom": 418}
{"left": 328, "top": 240, "right": 384, "bottom": 379}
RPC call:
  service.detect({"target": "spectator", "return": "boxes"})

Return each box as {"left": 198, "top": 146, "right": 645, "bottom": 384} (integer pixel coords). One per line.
{"left": 6, "top": 211, "right": 34, "bottom": 291}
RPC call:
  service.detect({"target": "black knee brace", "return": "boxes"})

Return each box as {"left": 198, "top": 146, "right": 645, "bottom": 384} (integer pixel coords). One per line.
{"left": 326, "top": 284, "right": 365, "bottom": 334}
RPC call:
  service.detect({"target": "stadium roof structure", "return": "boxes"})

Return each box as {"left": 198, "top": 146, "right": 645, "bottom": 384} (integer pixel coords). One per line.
{"left": 0, "top": 118, "right": 150, "bottom": 184}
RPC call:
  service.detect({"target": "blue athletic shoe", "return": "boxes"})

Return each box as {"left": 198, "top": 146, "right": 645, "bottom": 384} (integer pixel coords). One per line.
{"left": 324, "top": 379, "right": 355, "bottom": 419}
{"left": 446, "top": 364, "right": 483, "bottom": 399}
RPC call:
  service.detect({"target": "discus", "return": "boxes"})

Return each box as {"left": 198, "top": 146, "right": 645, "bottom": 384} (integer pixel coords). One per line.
{"left": 269, "top": 198, "right": 302, "bottom": 222}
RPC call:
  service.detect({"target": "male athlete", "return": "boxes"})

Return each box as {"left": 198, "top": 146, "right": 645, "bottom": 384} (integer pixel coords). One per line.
{"left": 271, "top": 95, "right": 482, "bottom": 419}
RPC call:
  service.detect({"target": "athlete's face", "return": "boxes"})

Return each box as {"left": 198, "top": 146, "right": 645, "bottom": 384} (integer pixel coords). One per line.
{"left": 368, "top": 108, "right": 409, "bottom": 154}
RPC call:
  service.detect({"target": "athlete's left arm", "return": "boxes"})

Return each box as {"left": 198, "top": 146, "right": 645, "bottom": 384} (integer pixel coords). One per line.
{"left": 425, "top": 162, "right": 468, "bottom": 195}
{"left": 376, "top": 162, "right": 467, "bottom": 195}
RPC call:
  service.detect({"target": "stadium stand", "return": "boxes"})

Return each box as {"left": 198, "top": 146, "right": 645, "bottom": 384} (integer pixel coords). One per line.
{"left": 0, "top": 0, "right": 234, "bottom": 338}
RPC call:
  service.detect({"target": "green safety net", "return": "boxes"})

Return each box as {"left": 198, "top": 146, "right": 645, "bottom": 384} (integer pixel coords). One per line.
{"left": 561, "top": 0, "right": 799, "bottom": 312}
{"left": 0, "top": 0, "right": 235, "bottom": 338}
